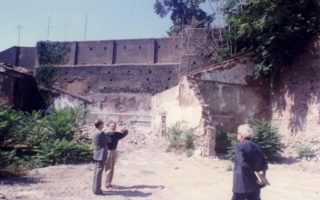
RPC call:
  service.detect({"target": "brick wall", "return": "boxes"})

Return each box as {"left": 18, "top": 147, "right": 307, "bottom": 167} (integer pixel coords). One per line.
{"left": 53, "top": 64, "right": 179, "bottom": 95}
{"left": 0, "top": 47, "right": 35, "bottom": 70}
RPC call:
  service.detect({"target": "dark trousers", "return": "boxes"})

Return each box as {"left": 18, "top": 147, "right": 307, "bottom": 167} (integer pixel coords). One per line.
{"left": 92, "top": 160, "right": 105, "bottom": 194}
{"left": 231, "top": 190, "right": 261, "bottom": 200}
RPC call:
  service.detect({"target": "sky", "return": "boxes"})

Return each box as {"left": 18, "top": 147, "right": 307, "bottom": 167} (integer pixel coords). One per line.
{"left": 0, "top": 0, "right": 220, "bottom": 51}
{"left": 0, "top": 0, "right": 174, "bottom": 51}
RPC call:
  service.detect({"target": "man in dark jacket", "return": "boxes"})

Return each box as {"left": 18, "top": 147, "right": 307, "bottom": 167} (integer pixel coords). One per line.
{"left": 104, "top": 122, "right": 128, "bottom": 188}
{"left": 92, "top": 119, "right": 111, "bottom": 195}
{"left": 232, "top": 124, "right": 268, "bottom": 200}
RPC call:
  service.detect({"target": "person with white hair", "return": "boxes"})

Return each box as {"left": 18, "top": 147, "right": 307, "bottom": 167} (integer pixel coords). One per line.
{"left": 231, "top": 124, "right": 268, "bottom": 200}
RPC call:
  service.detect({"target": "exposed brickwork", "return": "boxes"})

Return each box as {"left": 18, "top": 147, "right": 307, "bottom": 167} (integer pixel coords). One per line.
{"left": 53, "top": 64, "right": 179, "bottom": 95}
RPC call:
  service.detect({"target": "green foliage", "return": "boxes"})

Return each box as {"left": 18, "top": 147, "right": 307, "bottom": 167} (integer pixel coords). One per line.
{"left": 32, "top": 139, "right": 92, "bottom": 168}
{"left": 47, "top": 107, "right": 86, "bottom": 140}
{"left": 0, "top": 101, "right": 92, "bottom": 176}
{"left": 167, "top": 122, "right": 194, "bottom": 153}
{"left": 222, "top": 0, "right": 320, "bottom": 76}
{"left": 225, "top": 132, "right": 237, "bottom": 160}
{"left": 0, "top": 149, "right": 29, "bottom": 176}
{"left": 251, "top": 120, "right": 283, "bottom": 162}
{"left": 225, "top": 120, "right": 283, "bottom": 162}
{"left": 36, "top": 41, "right": 71, "bottom": 65}
{"left": 34, "top": 66, "right": 58, "bottom": 87}
{"left": 34, "top": 67, "right": 60, "bottom": 105}
{"left": 30, "top": 107, "right": 90, "bottom": 168}
{"left": 154, "top": 0, "right": 213, "bottom": 36}
{"left": 294, "top": 144, "right": 314, "bottom": 159}
{"left": 0, "top": 101, "right": 25, "bottom": 145}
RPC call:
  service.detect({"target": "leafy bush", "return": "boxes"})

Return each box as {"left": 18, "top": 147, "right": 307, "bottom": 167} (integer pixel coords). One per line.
{"left": 34, "top": 67, "right": 59, "bottom": 87}
{"left": 32, "top": 139, "right": 92, "bottom": 168}
{"left": 294, "top": 144, "right": 314, "bottom": 159}
{"left": 251, "top": 120, "right": 283, "bottom": 162}
{"left": 167, "top": 122, "right": 194, "bottom": 153}
{"left": 0, "top": 101, "right": 92, "bottom": 176}
{"left": 36, "top": 41, "right": 71, "bottom": 65}
{"left": 226, "top": 120, "right": 283, "bottom": 162}
{"left": 221, "top": 0, "right": 320, "bottom": 76}
{"left": 0, "top": 101, "right": 26, "bottom": 145}
{"left": 30, "top": 107, "right": 91, "bottom": 167}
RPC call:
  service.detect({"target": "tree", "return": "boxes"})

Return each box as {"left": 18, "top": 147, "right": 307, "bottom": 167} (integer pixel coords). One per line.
{"left": 154, "top": 0, "right": 213, "bottom": 36}
{"left": 222, "top": 0, "right": 320, "bottom": 76}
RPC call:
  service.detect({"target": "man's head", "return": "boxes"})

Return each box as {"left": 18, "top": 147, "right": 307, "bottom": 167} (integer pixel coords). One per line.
{"left": 94, "top": 119, "right": 104, "bottom": 130}
{"left": 109, "top": 122, "right": 117, "bottom": 132}
{"left": 237, "top": 124, "right": 253, "bottom": 142}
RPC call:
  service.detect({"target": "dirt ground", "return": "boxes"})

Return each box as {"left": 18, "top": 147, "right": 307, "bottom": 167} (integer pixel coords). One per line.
{"left": 1, "top": 141, "right": 320, "bottom": 200}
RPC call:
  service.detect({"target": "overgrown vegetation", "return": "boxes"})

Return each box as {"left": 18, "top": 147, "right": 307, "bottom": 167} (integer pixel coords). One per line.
{"left": 0, "top": 101, "right": 92, "bottom": 175}
{"left": 34, "top": 67, "right": 60, "bottom": 106}
{"left": 223, "top": 120, "right": 283, "bottom": 162}
{"left": 37, "top": 41, "right": 71, "bottom": 65}
{"left": 294, "top": 144, "right": 315, "bottom": 159}
{"left": 166, "top": 122, "right": 194, "bottom": 157}
{"left": 34, "top": 67, "right": 59, "bottom": 87}
{"left": 221, "top": 0, "right": 320, "bottom": 76}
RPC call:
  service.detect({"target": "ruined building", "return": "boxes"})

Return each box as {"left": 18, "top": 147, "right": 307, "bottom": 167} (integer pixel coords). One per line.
{"left": 0, "top": 28, "right": 319, "bottom": 157}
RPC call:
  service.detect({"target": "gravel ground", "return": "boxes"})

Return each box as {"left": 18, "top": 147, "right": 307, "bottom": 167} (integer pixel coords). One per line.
{"left": 1, "top": 141, "right": 320, "bottom": 200}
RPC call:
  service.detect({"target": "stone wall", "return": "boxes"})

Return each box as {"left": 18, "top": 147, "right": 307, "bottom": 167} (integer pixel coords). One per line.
{"left": 0, "top": 47, "right": 35, "bottom": 71}
{"left": 53, "top": 65, "right": 179, "bottom": 95}
{"left": 1, "top": 28, "right": 274, "bottom": 157}
{"left": 151, "top": 77, "right": 203, "bottom": 134}
{"left": 50, "top": 64, "right": 180, "bottom": 139}
{"left": 188, "top": 60, "right": 271, "bottom": 154}
{"left": 180, "top": 28, "right": 218, "bottom": 75}
{"left": 151, "top": 59, "right": 270, "bottom": 156}
{"left": 272, "top": 36, "right": 320, "bottom": 160}
{"left": 32, "top": 37, "right": 183, "bottom": 67}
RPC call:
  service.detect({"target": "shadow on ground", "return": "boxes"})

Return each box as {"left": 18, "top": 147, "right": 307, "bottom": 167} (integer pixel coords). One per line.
{"left": 0, "top": 176, "right": 44, "bottom": 186}
{"left": 103, "top": 184, "right": 165, "bottom": 198}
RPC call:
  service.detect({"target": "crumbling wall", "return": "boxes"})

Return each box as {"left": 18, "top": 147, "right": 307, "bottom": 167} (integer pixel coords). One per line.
{"left": 180, "top": 28, "right": 217, "bottom": 75}
{"left": 151, "top": 77, "right": 207, "bottom": 155}
{"left": 272, "top": 36, "right": 320, "bottom": 160}
{"left": 51, "top": 64, "right": 179, "bottom": 140}
{"left": 151, "top": 77, "right": 202, "bottom": 135}
{"left": 189, "top": 61, "right": 271, "bottom": 154}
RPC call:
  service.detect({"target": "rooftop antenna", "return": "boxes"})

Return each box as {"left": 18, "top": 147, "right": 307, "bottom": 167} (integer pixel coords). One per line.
{"left": 84, "top": 13, "right": 88, "bottom": 40}
{"left": 16, "top": 25, "right": 23, "bottom": 46}
{"left": 64, "top": 18, "right": 68, "bottom": 41}
{"left": 47, "top": 16, "right": 52, "bottom": 40}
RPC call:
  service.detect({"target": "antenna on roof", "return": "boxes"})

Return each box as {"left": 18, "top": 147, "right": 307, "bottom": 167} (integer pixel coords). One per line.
{"left": 64, "top": 18, "right": 68, "bottom": 41}
{"left": 47, "top": 16, "right": 52, "bottom": 40}
{"left": 84, "top": 13, "right": 88, "bottom": 41}
{"left": 16, "top": 25, "right": 23, "bottom": 46}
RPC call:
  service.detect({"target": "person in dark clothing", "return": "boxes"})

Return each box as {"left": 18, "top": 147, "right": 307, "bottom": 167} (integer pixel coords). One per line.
{"left": 232, "top": 124, "right": 268, "bottom": 200}
{"left": 104, "top": 122, "right": 128, "bottom": 188}
{"left": 92, "top": 119, "right": 111, "bottom": 195}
